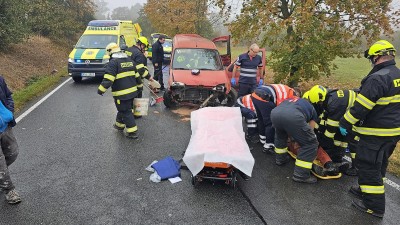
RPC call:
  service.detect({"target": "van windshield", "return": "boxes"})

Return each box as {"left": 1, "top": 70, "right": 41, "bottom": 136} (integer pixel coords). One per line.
{"left": 75, "top": 35, "right": 118, "bottom": 49}
{"left": 172, "top": 49, "right": 223, "bottom": 71}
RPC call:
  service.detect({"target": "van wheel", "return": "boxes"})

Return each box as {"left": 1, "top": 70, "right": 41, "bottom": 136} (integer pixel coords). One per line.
{"left": 73, "top": 77, "right": 82, "bottom": 82}
{"left": 163, "top": 91, "right": 177, "bottom": 108}
{"left": 225, "top": 89, "right": 238, "bottom": 107}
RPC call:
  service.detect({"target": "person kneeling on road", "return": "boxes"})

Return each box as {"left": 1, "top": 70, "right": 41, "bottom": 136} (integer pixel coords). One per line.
{"left": 271, "top": 96, "right": 319, "bottom": 184}
{"left": 97, "top": 42, "right": 152, "bottom": 139}
{"left": 235, "top": 94, "right": 259, "bottom": 143}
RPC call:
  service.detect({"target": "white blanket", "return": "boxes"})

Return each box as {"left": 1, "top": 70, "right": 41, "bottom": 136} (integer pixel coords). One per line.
{"left": 183, "top": 107, "right": 255, "bottom": 176}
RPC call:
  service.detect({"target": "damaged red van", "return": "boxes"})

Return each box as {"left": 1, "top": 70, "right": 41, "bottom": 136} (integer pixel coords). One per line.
{"left": 163, "top": 34, "right": 237, "bottom": 108}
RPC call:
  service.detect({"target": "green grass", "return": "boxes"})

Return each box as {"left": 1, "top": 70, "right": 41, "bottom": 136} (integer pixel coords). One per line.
{"left": 13, "top": 68, "right": 67, "bottom": 113}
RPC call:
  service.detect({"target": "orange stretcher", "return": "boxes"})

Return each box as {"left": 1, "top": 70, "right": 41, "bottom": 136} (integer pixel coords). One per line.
{"left": 191, "top": 162, "right": 238, "bottom": 189}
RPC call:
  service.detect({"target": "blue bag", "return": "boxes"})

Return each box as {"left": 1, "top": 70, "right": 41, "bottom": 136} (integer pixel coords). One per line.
{"left": 0, "top": 101, "right": 13, "bottom": 132}
{"left": 151, "top": 156, "right": 181, "bottom": 180}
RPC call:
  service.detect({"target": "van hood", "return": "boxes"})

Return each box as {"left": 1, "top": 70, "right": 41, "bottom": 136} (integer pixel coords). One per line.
{"left": 68, "top": 48, "right": 109, "bottom": 60}
{"left": 171, "top": 70, "right": 227, "bottom": 87}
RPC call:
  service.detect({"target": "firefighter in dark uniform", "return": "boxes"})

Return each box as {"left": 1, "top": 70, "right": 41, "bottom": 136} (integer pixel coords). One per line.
{"left": 125, "top": 37, "right": 150, "bottom": 118}
{"left": 339, "top": 40, "right": 400, "bottom": 218}
{"left": 307, "top": 85, "right": 359, "bottom": 176}
{"left": 97, "top": 43, "right": 150, "bottom": 139}
{"left": 271, "top": 96, "right": 319, "bottom": 183}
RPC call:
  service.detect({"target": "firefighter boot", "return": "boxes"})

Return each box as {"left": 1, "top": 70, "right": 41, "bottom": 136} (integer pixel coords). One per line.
{"left": 124, "top": 130, "right": 138, "bottom": 139}
{"left": 113, "top": 122, "right": 125, "bottom": 131}
{"left": 344, "top": 166, "right": 358, "bottom": 176}
{"left": 349, "top": 185, "right": 362, "bottom": 199}
{"left": 293, "top": 167, "right": 317, "bottom": 184}
{"left": 275, "top": 153, "right": 290, "bottom": 166}
{"left": 352, "top": 199, "right": 384, "bottom": 218}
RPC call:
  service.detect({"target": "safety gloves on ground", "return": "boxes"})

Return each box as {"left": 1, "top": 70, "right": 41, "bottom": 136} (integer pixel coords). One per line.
{"left": 339, "top": 126, "right": 348, "bottom": 136}
{"left": 258, "top": 79, "right": 264, "bottom": 87}
{"left": 231, "top": 78, "right": 236, "bottom": 86}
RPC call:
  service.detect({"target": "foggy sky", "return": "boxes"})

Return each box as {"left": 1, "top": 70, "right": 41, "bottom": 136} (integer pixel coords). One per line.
{"left": 104, "top": 0, "right": 147, "bottom": 11}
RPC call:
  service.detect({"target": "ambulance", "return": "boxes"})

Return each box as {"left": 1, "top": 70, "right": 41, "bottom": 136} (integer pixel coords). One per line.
{"left": 68, "top": 20, "right": 142, "bottom": 82}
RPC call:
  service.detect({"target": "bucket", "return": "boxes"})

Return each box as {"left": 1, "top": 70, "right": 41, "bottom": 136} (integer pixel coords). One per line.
{"left": 133, "top": 98, "right": 149, "bottom": 116}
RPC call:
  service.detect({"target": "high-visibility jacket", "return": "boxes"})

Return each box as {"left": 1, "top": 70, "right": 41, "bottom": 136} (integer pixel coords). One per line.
{"left": 125, "top": 45, "right": 150, "bottom": 90}
{"left": 236, "top": 94, "right": 256, "bottom": 112}
{"left": 320, "top": 89, "right": 357, "bottom": 147}
{"left": 98, "top": 55, "right": 141, "bottom": 100}
{"left": 339, "top": 60, "right": 400, "bottom": 137}
{"left": 266, "top": 84, "right": 296, "bottom": 106}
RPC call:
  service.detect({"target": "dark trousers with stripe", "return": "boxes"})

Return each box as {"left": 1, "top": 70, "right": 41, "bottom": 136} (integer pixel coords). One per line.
{"left": 238, "top": 83, "right": 256, "bottom": 97}
{"left": 114, "top": 98, "right": 137, "bottom": 133}
{"left": 271, "top": 103, "right": 318, "bottom": 177}
{"left": 251, "top": 97, "right": 275, "bottom": 144}
{"left": 356, "top": 135, "right": 399, "bottom": 214}
{"left": 239, "top": 107, "right": 258, "bottom": 136}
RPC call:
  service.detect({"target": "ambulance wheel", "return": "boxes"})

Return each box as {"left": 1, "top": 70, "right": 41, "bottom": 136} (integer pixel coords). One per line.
{"left": 191, "top": 175, "right": 198, "bottom": 186}
{"left": 230, "top": 172, "right": 237, "bottom": 189}
{"left": 73, "top": 76, "right": 82, "bottom": 82}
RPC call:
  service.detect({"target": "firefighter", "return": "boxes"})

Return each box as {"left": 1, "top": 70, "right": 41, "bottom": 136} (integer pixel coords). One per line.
{"left": 97, "top": 43, "right": 151, "bottom": 139}
{"left": 306, "top": 85, "right": 358, "bottom": 176}
{"left": 231, "top": 44, "right": 263, "bottom": 97}
{"left": 271, "top": 96, "right": 319, "bottom": 183}
{"left": 251, "top": 84, "right": 296, "bottom": 153}
{"left": 339, "top": 40, "right": 400, "bottom": 218}
{"left": 235, "top": 94, "right": 258, "bottom": 143}
{"left": 125, "top": 37, "right": 151, "bottom": 118}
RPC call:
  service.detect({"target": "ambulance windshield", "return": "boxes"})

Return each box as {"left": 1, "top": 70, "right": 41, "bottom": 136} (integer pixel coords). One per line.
{"left": 75, "top": 35, "right": 118, "bottom": 49}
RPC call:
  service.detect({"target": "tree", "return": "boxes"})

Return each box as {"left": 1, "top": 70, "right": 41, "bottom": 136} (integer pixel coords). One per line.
{"left": 27, "top": 0, "right": 95, "bottom": 43}
{"left": 218, "top": 0, "right": 400, "bottom": 86}
{"left": 134, "top": 8, "right": 156, "bottom": 37}
{"left": 144, "top": 0, "right": 215, "bottom": 37}
{"left": 94, "top": 0, "right": 109, "bottom": 20}
{"left": 0, "top": 0, "right": 29, "bottom": 50}
{"left": 111, "top": 7, "right": 132, "bottom": 20}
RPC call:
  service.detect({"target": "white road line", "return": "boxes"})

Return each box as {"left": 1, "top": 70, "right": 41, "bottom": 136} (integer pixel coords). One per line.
{"left": 344, "top": 155, "right": 400, "bottom": 192}
{"left": 16, "top": 78, "right": 72, "bottom": 123}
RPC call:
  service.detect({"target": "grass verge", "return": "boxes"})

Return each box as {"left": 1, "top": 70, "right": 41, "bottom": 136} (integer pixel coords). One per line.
{"left": 13, "top": 68, "right": 67, "bottom": 113}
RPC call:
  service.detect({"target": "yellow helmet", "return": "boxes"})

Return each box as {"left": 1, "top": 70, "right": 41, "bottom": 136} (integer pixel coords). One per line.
{"left": 364, "top": 40, "right": 396, "bottom": 59}
{"left": 302, "top": 91, "right": 310, "bottom": 100}
{"left": 137, "top": 37, "right": 149, "bottom": 48}
{"left": 308, "top": 85, "right": 327, "bottom": 104}
{"left": 106, "top": 42, "right": 121, "bottom": 56}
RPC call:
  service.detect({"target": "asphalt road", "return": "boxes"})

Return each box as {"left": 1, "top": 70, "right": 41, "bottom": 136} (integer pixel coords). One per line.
{"left": 1, "top": 64, "right": 400, "bottom": 225}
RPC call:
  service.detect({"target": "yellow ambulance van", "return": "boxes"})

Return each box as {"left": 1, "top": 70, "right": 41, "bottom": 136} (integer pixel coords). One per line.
{"left": 68, "top": 20, "right": 142, "bottom": 82}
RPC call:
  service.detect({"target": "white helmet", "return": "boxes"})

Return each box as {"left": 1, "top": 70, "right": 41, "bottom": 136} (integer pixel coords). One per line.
{"left": 106, "top": 42, "right": 121, "bottom": 56}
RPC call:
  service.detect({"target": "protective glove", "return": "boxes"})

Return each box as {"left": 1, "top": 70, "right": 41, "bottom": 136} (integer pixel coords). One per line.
{"left": 231, "top": 78, "right": 236, "bottom": 86}
{"left": 258, "top": 79, "right": 264, "bottom": 87}
{"left": 339, "top": 126, "right": 348, "bottom": 136}
{"left": 97, "top": 89, "right": 104, "bottom": 96}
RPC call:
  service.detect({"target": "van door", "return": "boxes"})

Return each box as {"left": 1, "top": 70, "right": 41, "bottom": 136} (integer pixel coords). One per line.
{"left": 212, "top": 35, "right": 231, "bottom": 67}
